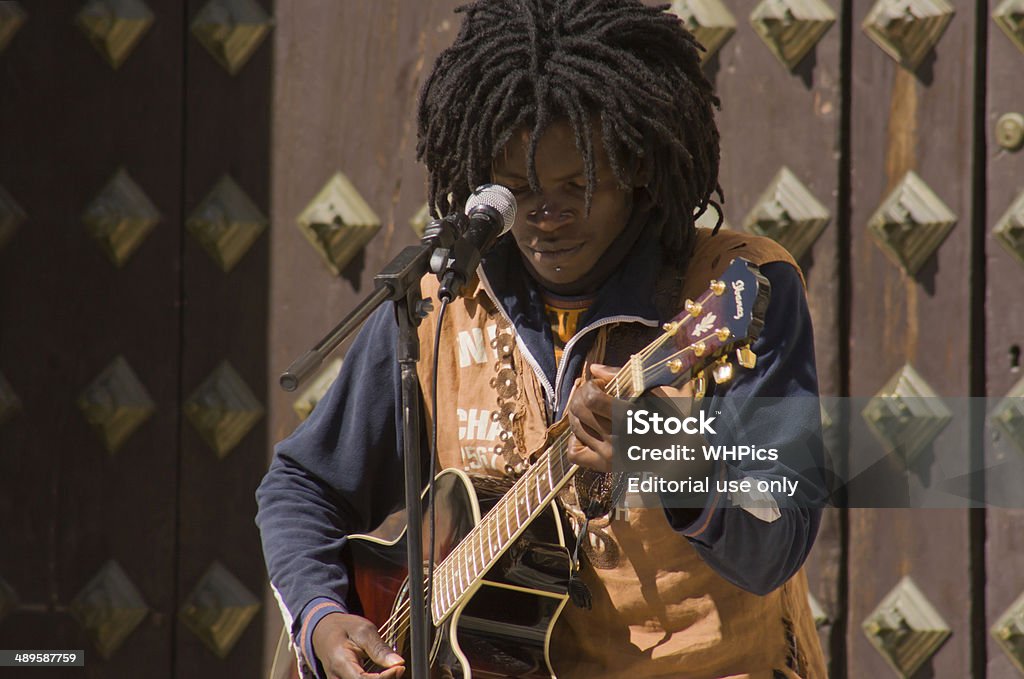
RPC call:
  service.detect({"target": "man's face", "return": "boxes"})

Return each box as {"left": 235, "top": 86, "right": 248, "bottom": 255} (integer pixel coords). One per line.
{"left": 492, "top": 119, "right": 634, "bottom": 293}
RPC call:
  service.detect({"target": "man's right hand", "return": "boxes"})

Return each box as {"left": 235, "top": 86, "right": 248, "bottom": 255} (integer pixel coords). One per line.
{"left": 311, "top": 613, "right": 406, "bottom": 679}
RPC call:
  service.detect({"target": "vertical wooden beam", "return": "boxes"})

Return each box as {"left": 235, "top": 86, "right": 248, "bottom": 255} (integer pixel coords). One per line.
{"left": 984, "top": 0, "right": 1024, "bottom": 675}
{"left": 0, "top": 1, "right": 185, "bottom": 674}
{"left": 175, "top": 0, "right": 272, "bottom": 676}
{"left": 709, "top": 0, "right": 845, "bottom": 669}
{"left": 848, "top": 1, "right": 979, "bottom": 677}
{"left": 263, "top": 1, "right": 464, "bottom": 674}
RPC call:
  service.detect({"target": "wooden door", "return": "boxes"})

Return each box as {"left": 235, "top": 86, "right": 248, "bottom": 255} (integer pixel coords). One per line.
{"left": 4, "top": 1, "right": 1024, "bottom": 678}
{"left": 0, "top": 1, "right": 272, "bottom": 676}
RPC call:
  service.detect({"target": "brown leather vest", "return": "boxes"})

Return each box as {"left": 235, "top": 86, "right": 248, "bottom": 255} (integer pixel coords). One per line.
{"left": 416, "top": 229, "right": 826, "bottom": 678}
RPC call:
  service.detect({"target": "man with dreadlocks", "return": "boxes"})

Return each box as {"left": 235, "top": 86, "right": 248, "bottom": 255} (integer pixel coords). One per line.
{"left": 257, "top": 1, "right": 828, "bottom": 678}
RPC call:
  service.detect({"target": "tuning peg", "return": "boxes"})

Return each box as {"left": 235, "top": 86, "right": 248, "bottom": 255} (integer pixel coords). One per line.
{"left": 736, "top": 346, "right": 756, "bottom": 369}
{"left": 715, "top": 327, "right": 731, "bottom": 342}
{"left": 692, "top": 341, "right": 707, "bottom": 357}
{"left": 684, "top": 299, "right": 702, "bottom": 317}
{"left": 693, "top": 372, "right": 708, "bottom": 398}
{"left": 662, "top": 321, "right": 680, "bottom": 336}
{"left": 712, "top": 357, "right": 734, "bottom": 385}
{"left": 710, "top": 280, "right": 726, "bottom": 296}
{"left": 668, "top": 358, "right": 684, "bottom": 374}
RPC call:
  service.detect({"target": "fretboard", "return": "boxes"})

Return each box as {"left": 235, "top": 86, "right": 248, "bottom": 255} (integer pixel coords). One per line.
{"left": 430, "top": 376, "right": 644, "bottom": 624}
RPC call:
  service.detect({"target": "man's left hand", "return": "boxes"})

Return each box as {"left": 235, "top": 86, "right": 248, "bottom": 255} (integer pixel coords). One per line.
{"left": 566, "top": 363, "right": 695, "bottom": 473}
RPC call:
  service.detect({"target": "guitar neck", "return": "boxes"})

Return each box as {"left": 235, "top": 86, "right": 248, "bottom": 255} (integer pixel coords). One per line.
{"left": 431, "top": 369, "right": 647, "bottom": 623}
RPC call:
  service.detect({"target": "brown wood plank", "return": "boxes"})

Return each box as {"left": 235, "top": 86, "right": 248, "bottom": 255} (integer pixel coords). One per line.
{"left": 708, "top": 0, "right": 845, "bottom": 668}
{"left": 0, "top": 1, "right": 185, "bottom": 676}
{"left": 847, "top": 1, "right": 979, "bottom": 677}
{"left": 174, "top": 1, "right": 272, "bottom": 676}
{"left": 984, "top": 0, "right": 1024, "bottom": 675}
{"left": 263, "top": 1, "right": 465, "bottom": 672}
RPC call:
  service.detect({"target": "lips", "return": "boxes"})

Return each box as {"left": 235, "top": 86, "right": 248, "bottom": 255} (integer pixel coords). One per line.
{"left": 527, "top": 242, "right": 585, "bottom": 264}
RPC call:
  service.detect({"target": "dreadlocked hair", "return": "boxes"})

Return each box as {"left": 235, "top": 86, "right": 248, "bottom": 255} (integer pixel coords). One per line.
{"left": 416, "top": 0, "right": 724, "bottom": 264}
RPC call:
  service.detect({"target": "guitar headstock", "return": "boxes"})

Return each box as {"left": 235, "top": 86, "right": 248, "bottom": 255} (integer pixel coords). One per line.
{"left": 629, "top": 258, "right": 769, "bottom": 396}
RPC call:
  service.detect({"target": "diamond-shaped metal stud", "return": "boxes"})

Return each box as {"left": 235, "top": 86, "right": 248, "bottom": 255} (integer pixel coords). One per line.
{"left": 742, "top": 166, "right": 831, "bottom": 260}
{"left": 862, "top": 363, "right": 952, "bottom": 467}
{"left": 994, "top": 0, "right": 1024, "bottom": 54}
{"left": 668, "top": 0, "right": 737, "bottom": 63}
{"left": 191, "top": 0, "right": 273, "bottom": 76}
{"left": 0, "top": 2, "right": 26, "bottom": 54}
{"left": 862, "top": 0, "right": 955, "bottom": 71}
{"left": 867, "top": 171, "right": 956, "bottom": 275}
{"left": 750, "top": 0, "right": 836, "bottom": 70}
{"left": 0, "top": 575, "right": 18, "bottom": 623}
{"left": 0, "top": 184, "right": 27, "bottom": 252}
{"left": 69, "top": 561, "right": 149, "bottom": 659}
{"left": 296, "top": 172, "right": 381, "bottom": 276}
{"left": 77, "top": 356, "right": 155, "bottom": 455}
{"left": 180, "top": 561, "right": 260, "bottom": 659}
{"left": 187, "top": 175, "right": 267, "bottom": 272}
{"left": 994, "top": 189, "right": 1024, "bottom": 269}
{"left": 992, "top": 590, "right": 1024, "bottom": 674}
{"left": 76, "top": 0, "right": 154, "bottom": 70}
{"left": 292, "top": 358, "right": 343, "bottom": 421}
{"left": 82, "top": 168, "right": 161, "bottom": 267}
{"left": 863, "top": 576, "right": 951, "bottom": 678}
{"left": 809, "top": 591, "right": 830, "bottom": 628}
{"left": 0, "top": 372, "right": 22, "bottom": 429}
{"left": 696, "top": 206, "right": 731, "bottom": 231}
{"left": 184, "top": 361, "right": 264, "bottom": 458}
{"left": 991, "top": 375, "right": 1024, "bottom": 458}
{"left": 410, "top": 202, "right": 432, "bottom": 238}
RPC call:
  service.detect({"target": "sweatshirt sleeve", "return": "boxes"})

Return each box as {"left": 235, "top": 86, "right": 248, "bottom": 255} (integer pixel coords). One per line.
{"left": 255, "top": 302, "right": 421, "bottom": 673}
{"left": 663, "top": 261, "right": 829, "bottom": 595}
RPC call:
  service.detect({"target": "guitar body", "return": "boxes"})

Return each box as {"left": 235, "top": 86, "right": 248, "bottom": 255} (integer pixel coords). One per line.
{"left": 346, "top": 468, "right": 572, "bottom": 679}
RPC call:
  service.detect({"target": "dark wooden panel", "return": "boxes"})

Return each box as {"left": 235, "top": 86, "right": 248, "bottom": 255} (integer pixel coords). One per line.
{"left": 709, "top": 1, "right": 845, "bottom": 669}
{"left": 175, "top": 1, "right": 272, "bottom": 677}
{"left": 0, "top": 1, "right": 185, "bottom": 676}
{"left": 984, "top": 0, "right": 1024, "bottom": 675}
{"left": 848, "top": 1, "right": 979, "bottom": 677}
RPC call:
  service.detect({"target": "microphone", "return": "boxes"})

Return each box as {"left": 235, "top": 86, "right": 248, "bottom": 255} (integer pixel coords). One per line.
{"left": 437, "top": 184, "right": 516, "bottom": 302}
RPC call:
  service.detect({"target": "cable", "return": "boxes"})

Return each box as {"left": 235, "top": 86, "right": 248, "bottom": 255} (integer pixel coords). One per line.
{"left": 425, "top": 296, "right": 449, "bottom": 651}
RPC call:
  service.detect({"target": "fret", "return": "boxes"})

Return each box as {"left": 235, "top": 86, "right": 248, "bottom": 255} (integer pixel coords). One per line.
{"left": 513, "top": 483, "right": 522, "bottom": 525}
{"left": 504, "top": 499, "right": 512, "bottom": 542}
{"left": 469, "top": 534, "right": 479, "bottom": 576}
{"left": 523, "top": 476, "right": 533, "bottom": 515}
{"left": 535, "top": 468, "right": 544, "bottom": 504}
{"left": 478, "top": 527, "right": 487, "bottom": 568}
{"left": 442, "top": 567, "right": 452, "bottom": 612}
{"left": 457, "top": 546, "right": 468, "bottom": 592}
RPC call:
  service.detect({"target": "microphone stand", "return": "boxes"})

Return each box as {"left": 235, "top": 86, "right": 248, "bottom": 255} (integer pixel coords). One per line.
{"left": 280, "top": 216, "right": 461, "bottom": 679}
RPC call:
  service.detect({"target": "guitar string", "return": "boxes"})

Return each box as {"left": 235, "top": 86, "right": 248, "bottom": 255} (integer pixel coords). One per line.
{"left": 366, "top": 327, "right": 725, "bottom": 656}
{"left": 367, "top": 330, "right": 721, "bottom": 655}
{"left": 365, "top": 286, "right": 734, "bottom": 661}
{"left": 367, "top": 325, "right": 688, "bottom": 647}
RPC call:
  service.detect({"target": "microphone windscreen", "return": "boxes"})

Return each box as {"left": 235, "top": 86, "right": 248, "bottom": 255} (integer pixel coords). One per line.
{"left": 465, "top": 184, "right": 516, "bottom": 235}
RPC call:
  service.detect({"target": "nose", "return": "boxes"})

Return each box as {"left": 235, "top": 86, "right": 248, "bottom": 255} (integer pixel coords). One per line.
{"left": 526, "top": 202, "right": 573, "bottom": 232}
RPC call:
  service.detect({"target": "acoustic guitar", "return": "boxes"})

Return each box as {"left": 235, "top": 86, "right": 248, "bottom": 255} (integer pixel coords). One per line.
{"left": 272, "top": 258, "right": 769, "bottom": 679}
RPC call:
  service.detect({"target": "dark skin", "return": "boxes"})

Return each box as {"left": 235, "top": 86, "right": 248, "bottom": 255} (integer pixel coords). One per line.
{"left": 312, "top": 119, "right": 693, "bottom": 677}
